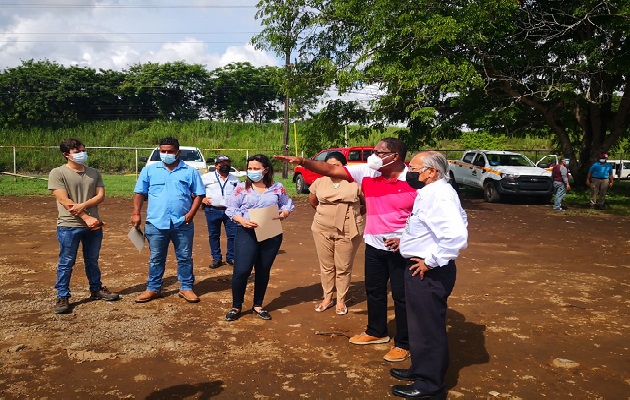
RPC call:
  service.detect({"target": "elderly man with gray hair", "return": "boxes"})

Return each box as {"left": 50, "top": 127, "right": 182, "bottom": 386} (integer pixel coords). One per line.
{"left": 389, "top": 151, "right": 468, "bottom": 400}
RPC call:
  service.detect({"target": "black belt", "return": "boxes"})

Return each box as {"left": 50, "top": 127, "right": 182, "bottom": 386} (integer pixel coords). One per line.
{"left": 206, "top": 205, "right": 227, "bottom": 210}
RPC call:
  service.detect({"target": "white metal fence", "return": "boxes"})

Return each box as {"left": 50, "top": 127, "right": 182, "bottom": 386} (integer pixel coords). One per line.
{"left": 0, "top": 145, "right": 283, "bottom": 176}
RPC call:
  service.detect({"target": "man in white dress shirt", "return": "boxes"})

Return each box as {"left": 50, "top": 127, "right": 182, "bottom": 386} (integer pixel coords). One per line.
{"left": 390, "top": 151, "right": 468, "bottom": 400}
{"left": 201, "top": 155, "right": 240, "bottom": 269}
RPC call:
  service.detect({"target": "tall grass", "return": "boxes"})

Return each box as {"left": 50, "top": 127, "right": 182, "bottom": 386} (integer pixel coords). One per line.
{"left": 0, "top": 120, "right": 396, "bottom": 173}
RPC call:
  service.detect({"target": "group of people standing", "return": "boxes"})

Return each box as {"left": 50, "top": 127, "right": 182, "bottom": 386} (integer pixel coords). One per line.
{"left": 50, "top": 137, "right": 293, "bottom": 323}
{"left": 551, "top": 153, "right": 615, "bottom": 211}
{"left": 275, "top": 139, "right": 469, "bottom": 399}
{"left": 54, "top": 135, "right": 541, "bottom": 399}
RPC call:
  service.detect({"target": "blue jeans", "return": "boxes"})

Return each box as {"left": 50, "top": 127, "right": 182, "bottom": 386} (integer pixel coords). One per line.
{"left": 553, "top": 181, "right": 567, "bottom": 209}
{"left": 204, "top": 207, "right": 237, "bottom": 261}
{"left": 55, "top": 226, "right": 103, "bottom": 298}
{"left": 231, "top": 226, "right": 282, "bottom": 309}
{"left": 145, "top": 221, "right": 195, "bottom": 292}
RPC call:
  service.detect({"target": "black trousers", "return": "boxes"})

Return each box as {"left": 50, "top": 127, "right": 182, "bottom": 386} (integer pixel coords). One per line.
{"left": 364, "top": 244, "right": 409, "bottom": 350}
{"left": 405, "top": 259, "right": 456, "bottom": 393}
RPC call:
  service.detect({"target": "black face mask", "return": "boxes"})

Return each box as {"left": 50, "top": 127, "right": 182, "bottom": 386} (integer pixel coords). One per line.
{"left": 406, "top": 171, "right": 426, "bottom": 190}
{"left": 218, "top": 165, "right": 231, "bottom": 174}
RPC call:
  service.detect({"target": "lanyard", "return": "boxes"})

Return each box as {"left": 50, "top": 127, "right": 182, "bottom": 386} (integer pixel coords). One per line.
{"left": 216, "top": 171, "right": 229, "bottom": 197}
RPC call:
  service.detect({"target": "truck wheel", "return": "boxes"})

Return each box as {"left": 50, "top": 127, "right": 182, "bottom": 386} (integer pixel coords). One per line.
{"left": 483, "top": 181, "right": 501, "bottom": 203}
{"left": 295, "top": 174, "right": 309, "bottom": 194}
{"left": 449, "top": 172, "right": 459, "bottom": 192}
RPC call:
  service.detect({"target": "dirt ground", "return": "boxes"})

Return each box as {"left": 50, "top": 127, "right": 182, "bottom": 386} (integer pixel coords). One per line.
{"left": 0, "top": 195, "right": 628, "bottom": 399}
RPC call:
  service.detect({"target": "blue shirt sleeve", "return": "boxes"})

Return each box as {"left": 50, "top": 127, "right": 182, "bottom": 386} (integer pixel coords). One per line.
{"left": 134, "top": 166, "right": 150, "bottom": 194}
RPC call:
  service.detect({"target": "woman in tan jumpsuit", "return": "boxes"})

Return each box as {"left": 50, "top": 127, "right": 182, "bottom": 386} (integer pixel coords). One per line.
{"left": 309, "top": 152, "right": 365, "bottom": 315}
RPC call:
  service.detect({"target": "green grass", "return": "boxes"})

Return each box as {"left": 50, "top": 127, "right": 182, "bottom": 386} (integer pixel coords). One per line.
{"left": 0, "top": 173, "right": 302, "bottom": 199}
{"left": 5, "top": 173, "right": 627, "bottom": 215}
{"left": 437, "top": 179, "right": 630, "bottom": 216}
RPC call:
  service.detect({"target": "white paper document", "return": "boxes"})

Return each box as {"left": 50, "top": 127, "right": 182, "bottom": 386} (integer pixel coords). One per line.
{"left": 127, "top": 226, "right": 146, "bottom": 252}
{"left": 248, "top": 205, "right": 283, "bottom": 242}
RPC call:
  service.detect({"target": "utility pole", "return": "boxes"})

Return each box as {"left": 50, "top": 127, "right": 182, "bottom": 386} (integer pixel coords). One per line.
{"left": 282, "top": 47, "right": 290, "bottom": 179}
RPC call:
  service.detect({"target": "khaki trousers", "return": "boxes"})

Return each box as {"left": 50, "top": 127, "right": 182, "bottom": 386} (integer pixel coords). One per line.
{"left": 589, "top": 178, "right": 609, "bottom": 206}
{"left": 312, "top": 229, "right": 362, "bottom": 304}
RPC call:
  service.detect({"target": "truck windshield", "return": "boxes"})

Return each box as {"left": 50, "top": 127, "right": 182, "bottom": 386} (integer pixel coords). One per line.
{"left": 489, "top": 154, "right": 535, "bottom": 167}
{"left": 149, "top": 149, "right": 203, "bottom": 162}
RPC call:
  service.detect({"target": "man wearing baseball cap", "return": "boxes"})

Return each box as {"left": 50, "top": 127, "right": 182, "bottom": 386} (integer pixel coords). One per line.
{"left": 201, "top": 155, "right": 239, "bottom": 268}
{"left": 586, "top": 153, "right": 614, "bottom": 210}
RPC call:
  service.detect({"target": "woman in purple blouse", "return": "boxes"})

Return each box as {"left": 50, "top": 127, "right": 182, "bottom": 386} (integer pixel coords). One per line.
{"left": 225, "top": 154, "right": 294, "bottom": 321}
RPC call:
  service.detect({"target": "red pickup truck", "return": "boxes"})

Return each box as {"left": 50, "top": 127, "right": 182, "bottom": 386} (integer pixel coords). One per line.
{"left": 292, "top": 146, "right": 374, "bottom": 193}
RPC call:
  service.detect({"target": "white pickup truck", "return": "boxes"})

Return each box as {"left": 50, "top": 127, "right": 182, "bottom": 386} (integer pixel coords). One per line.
{"left": 448, "top": 150, "right": 553, "bottom": 203}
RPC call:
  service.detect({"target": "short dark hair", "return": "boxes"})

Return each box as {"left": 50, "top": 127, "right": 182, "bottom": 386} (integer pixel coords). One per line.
{"left": 379, "top": 137, "right": 407, "bottom": 161}
{"left": 158, "top": 137, "right": 180, "bottom": 150}
{"left": 325, "top": 151, "right": 347, "bottom": 166}
{"left": 246, "top": 154, "right": 274, "bottom": 189}
{"left": 60, "top": 138, "right": 84, "bottom": 154}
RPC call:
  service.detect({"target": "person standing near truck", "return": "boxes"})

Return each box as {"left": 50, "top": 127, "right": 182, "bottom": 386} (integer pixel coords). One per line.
{"left": 552, "top": 158, "right": 571, "bottom": 211}
{"left": 586, "top": 153, "right": 614, "bottom": 210}
{"left": 132, "top": 137, "right": 206, "bottom": 304}
{"left": 201, "top": 155, "right": 239, "bottom": 269}
{"left": 275, "top": 138, "right": 416, "bottom": 363}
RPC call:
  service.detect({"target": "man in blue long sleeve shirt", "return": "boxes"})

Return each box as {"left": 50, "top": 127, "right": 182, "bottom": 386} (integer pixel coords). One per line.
{"left": 132, "top": 137, "right": 205, "bottom": 303}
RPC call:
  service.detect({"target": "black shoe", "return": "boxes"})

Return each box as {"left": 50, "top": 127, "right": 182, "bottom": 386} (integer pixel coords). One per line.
{"left": 391, "top": 385, "right": 446, "bottom": 399}
{"left": 390, "top": 368, "right": 415, "bottom": 381}
{"left": 90, "top": 286, "right": 120, "bottom": 301}
{"left": 226, "top": 259, "right": 234, "bottom": 266}
{"left": 209, "top": 260, "right": 223, "bottom": 269}
{"left": 54, "top": 297, "right": 71, "bottom": 314}
{"left": 225, "top": 308, "right": 241, "bottom": 321}
{"left": 252, "top": 307, "right": 272, "bottom": 320}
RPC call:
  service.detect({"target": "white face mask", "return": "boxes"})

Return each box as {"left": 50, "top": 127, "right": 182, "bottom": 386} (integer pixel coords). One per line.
{"left": 70, "top": 151, "right": 88, "bottom": 165}
{"left": 367, "top": 153, "right": 395, "bottom": 170}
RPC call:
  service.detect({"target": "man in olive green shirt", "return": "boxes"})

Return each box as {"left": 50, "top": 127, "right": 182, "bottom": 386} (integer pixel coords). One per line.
{"left": 48, "top": 138, "right": 119, "bottom": 314}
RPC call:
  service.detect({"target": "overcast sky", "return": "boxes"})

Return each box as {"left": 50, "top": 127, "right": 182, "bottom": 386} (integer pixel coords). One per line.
{"left": 0, "top": 0, "right": 281, "bottom": 71}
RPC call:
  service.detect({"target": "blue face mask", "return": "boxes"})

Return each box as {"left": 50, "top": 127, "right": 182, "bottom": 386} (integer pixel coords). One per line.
{"left": 160, "top": 153, "right": 177, "bottom": 165}
{"left": 71, "top": 151, "right": 88, "bottom": 165}
{"left": 247, "top": 170, "right": 264, "bottom": 182}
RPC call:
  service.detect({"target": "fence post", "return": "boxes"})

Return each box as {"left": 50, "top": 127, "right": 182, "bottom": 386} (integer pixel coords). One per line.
{"left": 135, "top": 148, "right": 139, "bottom": 178}
{"left": 12, "top": 146, "right": 16, "bottom": 182}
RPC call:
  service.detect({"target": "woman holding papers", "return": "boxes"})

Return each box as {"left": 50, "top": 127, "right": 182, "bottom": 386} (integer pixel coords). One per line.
{"left": 225, "top": 154, "right": 294, "bottom": 321}
{"left": 309, "top": 152, "right": 365, "bottom": 315}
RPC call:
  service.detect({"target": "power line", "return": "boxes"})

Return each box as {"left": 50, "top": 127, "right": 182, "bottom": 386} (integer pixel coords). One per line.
{"left": 0, "top": 3, "right": 256, "bottom": 8}
{"left": 1, "top": 32, "right": 260, "bottom": 35}
{"left": 0, "top": 40, "right": 251, "bottom": 44}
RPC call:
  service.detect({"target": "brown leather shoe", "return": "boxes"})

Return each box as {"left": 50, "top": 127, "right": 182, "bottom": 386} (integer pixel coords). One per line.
{"left": 178, "top": 290, "right": 200, "bottom": 303}
{"left": 135, "top": 290, "right": 162, "bottom": 303}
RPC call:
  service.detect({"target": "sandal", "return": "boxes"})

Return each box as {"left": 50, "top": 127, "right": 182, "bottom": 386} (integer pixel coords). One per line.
{"left": 336, "top": 304, "right": 348, "bottom": 315}
{"left": 252, "top": 307, "right": 272, "bottom": 320}
{"left": 315, "top": 300, "right": 334, "bottom": 313}
{"left": 225, "top": 308, "right": 241, "bottom": 322}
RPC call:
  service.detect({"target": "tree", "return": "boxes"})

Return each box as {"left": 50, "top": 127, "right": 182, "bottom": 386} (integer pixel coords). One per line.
{"left": 0, "top": 60, "right": 122, "bottom": 127}
{"left": 300, "top": 100, "right": 373, "bottom": 154}
{"left": 253, "top": 0, "right": 325, "bottom": 176}
{"left": 256, "top": 0, "right": 630, "bottom": 184}
{"left": 119, "top": 62, "right": 210, "bottom": 121}
{"left": 208, "top": 62, "right": 283, "bottom": 123}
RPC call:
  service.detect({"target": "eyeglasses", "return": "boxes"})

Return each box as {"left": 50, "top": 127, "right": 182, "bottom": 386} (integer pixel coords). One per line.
{"left": 372, "top": 150, "right": 395, "bottom": 156}
{"left": 408, "top": 165, "right": 430, "bottom": 173}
